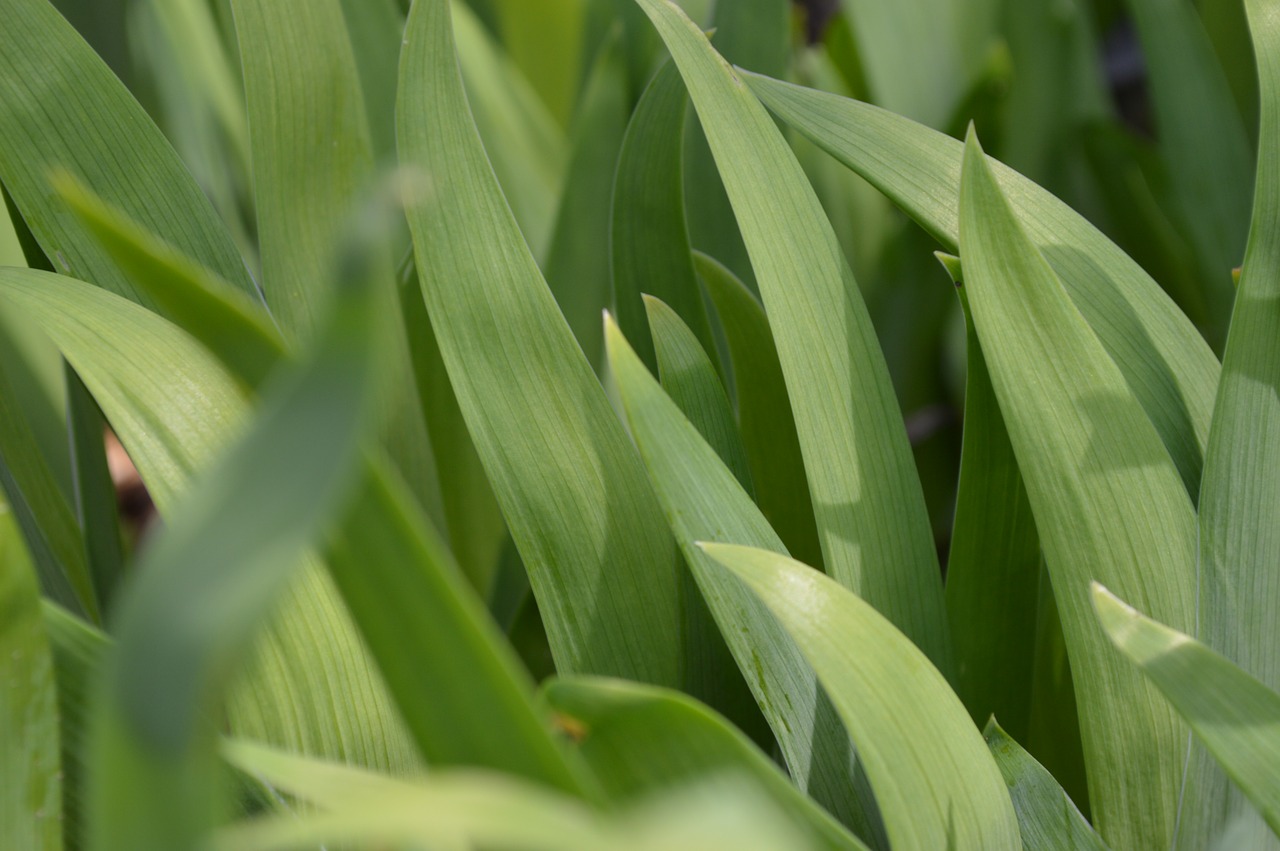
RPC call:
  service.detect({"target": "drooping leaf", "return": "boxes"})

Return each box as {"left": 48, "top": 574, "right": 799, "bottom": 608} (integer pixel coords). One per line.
{"left": 746, "top": 72, "right": 1219, "bottom": 498}
{"left": 637, "top": 0, "right": 952, "bottom": 673}
{"left": 645, "top": 295, "right": 751, "bottom": 491}
{"left": 700, "top": 543, "right": 1021, "bottom": 850}
{"left": 0, "top": 506, "right": 61, "bottom": 850}
{"left": 1093, "top": 584, "right": 1280, "bottom": 843}
{"left": 696, "top": 252, "right": 822, "bottom": 570}
{"left": 958, "top": 129, "right": 1198, "bottom": 850}
{"left": 541, "top": 677, "right": 868, "bottom": 850}
{"left": 983, "top": 719, "right": 1107, "bottom": 851}
{"left": 0, "top": 0, "right": 255, "bottom": 307}
{"left": 398, "top": 0, "right": 684, "bottom": 685}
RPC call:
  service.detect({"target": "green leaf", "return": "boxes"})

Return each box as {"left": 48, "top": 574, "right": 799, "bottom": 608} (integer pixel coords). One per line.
{"left": 637, "top": 0, "right": 952, "bottom": 673}
{"left": 325, "top": 458, "right": 593, "bottom": 796}
{"left": 700, "top": 543, "right": 1021, "bottom": 850}
{"left": 681, "top": 0, "right": 791, "bottom": 289}
{"left": 835, "top": 0, "right": 998, "bottom": 128}
{"left": 543, "top": 31, "right": 629, "bottom": 368}
{"left": 398, "top": 0, "right": 684, "bottom": 685}
{"left": 218, "top": 741, "right": 819, "bottom": 851}
{"left": 64, "top": 370, "right": 123, "bottom": 615}
{"left": 746, "top": 72, "right": 1220, "bottom": 498}
{"left": 605, "top": 315, "right": 880, "bottom": 842}
{"left": 645, "top": 295, "right": 751, "bottom": 491}
{"left": 87, "top": 258, "right": 385, "bottom": 851}
{"left": 451, "top": 0, "right": 566, "bottom": 261}
{"left": 491, "top": 0, "right": 586, "bottom": 127}
{"left": 541, "top": 677, "right": 868, "bottom": 850}
{"left": 958, "top": 129, "right": 1198, "bottom": 849}
{"left": 337, "top": 0, "right": 404, "bottom": 163}
{"left": 696, "top": 252, "right": 822, "bottom": 570}
{"left": 1123, "top": 0, "right": 1253, "bottom": 342}
{"left": 0, "top": 506, "right": 61, "bottom": 850}
{"left": 983, "top": 719, "right": 1107, "bottom": 850}
{"left": 1093, "top": 584, "right": 1280, "bottom": 843}
{"left": 611, "top": 63, "right": 719, "bottom": 373}
{"left": 943, "top": 274, "right": 1040, "bottom": 742}
{"left": 1184, "top": 1, "right": 1280, "bottom": 843}
{"left": 0, "top": 0, "right": 255, "bottom": 307}
{"left": 0, "top": 269, "right": 418, "bottom": 779}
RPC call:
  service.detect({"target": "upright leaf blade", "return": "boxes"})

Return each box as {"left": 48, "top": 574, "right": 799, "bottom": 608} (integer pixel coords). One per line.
{"left": 959, "top": 130, "right": 1198, "bottom": 850}
{"left": 0, "top": 508, "right": 61, "bottom": 850}
{"left": 636, "top": 0, "right": 951, "bottom": 673}
{"left": 398, "top": 0, "right": 684, "bottom": 685}
{"left": 746, "top": 73, "right": 1219, "bottom": 497}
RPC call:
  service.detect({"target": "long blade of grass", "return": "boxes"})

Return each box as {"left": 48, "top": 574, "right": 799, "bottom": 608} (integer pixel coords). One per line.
{"left": 0, "top": 506, "right": 61, "bottom": 850}
{"left": 959, "top": 129, "right": 1198, "bottom": 849}
{"left": 540, "top": 677, "right": 868, "bottom": 851}
{"left": 1093, "top": 584, "right": 1280, "bottom": 842}
{"left": 983, "top": 719, "right": 1107, "bottom": 850}
{"left": 1184, "top": 1, "right": 1280, "bottom": 844}
{"left": 63, "top": 370, "right": 123, "bottom": 615}
{"left": 645, "top": 295, "right": 750, "bottom": 490}
{"left": 337, "top": 0, "right": 404, "bottom": 163}
{"left": 696, "top": 252, "right": 822, "bottom": 570}
{"left": 0, "top": 0, "right": 255, "bottom": 307}
{"left": 326, "top": 458, "right": 595, "bottom": 796}
{"left": 943, "top": 272, "right": 1040, "bottom": 742}
{"left": 637, "top": 0, "right": 951, "bottom": 672}
{"left": 1122, "top": 0, "right": 1253, "bottom": 342}
{"left": 606, "top": 315, "right": 881, "bottom": 842}
{"left": 451, "top": 0, "right": 566, "bottom": 261}
{"left": 219, "top": 742, "right": 818, "bottom": 851}
{"left": 543, "top": 32, "right": 629, "bottom": 368}
{"left": 682, "top": 0, "right": 791, "bottom": 289}
{"left": 701, "top": 542, "right": 1021, "bottom": 850}
{"left": 398, "top": 0, "right": 684, "bottom": 685}
{"left": 746, "top": 73, "right": 1219, "bottom": 497}
{"left": 611, "top": 63, "right": 719, "bottom": 373}
{"left": 87, "top": 258, "right": 384, "bottom": 851}
{"left": 0, "top": 269, "right": 419, "bottom": 778}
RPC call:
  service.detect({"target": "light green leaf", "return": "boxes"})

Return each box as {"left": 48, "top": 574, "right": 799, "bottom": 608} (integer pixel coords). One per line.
{"left": 0, "top": 506, "right": 61, "bottom": 850}
{"left": 451, "top": 0, "right": 566, "bottom": 261}
{"left": 958, "top": 129, "right": 1197, "bottom": 850}
{"left": 219, "top": 741, "right": 819, "bottom": 851}
{"left": 983, "top": 719, "right": 1107, "bottom": 851}
{"left": 611, "top": 63, "right": 719, "bottom": 372}
{"left": 0, "top": 0, "right": 255, "bottom": 306}
{"left": 606, "top": 315, "right": 880, "bottom": 842}
{"left": 492, "top": 0, "right": 586, "bottom": 127}
{"left": 544, "top": 31, "right": 629, "bottom": 368}
{"left": 1123, "top": 0, "right": 1253, "bottom": 341}
{"left": 0, "top": 269, "right": 418, "bottom": 781}
{"left": 1185, "top": 1, "right": 1280, "bottom": 843}
{"left": 542, "top": 677, "right": 868, "bottom": 850}
{"left": 836, "top": 0, "right": 997, "bottom": 128}
{"left": 943, "top": 273, "right": 1040, "bottom": 742}
{"left": 1093, "top": 584, "right": 1280, "bottom": 842}
{"left": 637, "top": 0, "right": 952, "bottom": 673}
{"left": 398, "top": 0, "right": 684, "bottom": 685}
{"left": 326, "top": 458, "right": 593, "bottom": 796}
{"left": 700, "top": 542, "right": 1021, "bottom": 850}
{"left": 696, "top": 252, "right": 822, "bottom": 570}
{"left": 87, "top": 258, "right": 384, "bottom": 851}
{"left": 746, "top": 72, "right": 1219, "bottom": 497}
{"left": 645, "top": 295, "right": 751, "bottom": 490}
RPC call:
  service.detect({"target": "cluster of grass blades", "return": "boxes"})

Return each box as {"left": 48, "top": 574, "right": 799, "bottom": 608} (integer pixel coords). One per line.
{"left": 0, "top": 0, "right": 1278, "bottom": 848}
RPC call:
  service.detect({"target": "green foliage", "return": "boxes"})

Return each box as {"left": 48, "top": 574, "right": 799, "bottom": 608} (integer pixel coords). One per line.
{"left": 0, "top": 0, "right": 1277, "bottom": 849}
